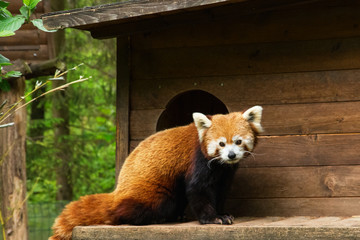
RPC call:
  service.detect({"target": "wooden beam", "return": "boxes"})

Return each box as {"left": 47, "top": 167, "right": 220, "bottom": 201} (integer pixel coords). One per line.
{"left": 131, "top": 3, "right": 360, "bottom": 49}
{"left": 0, "top": 45, "right": 49, "bottom": 62}
{"left": 2, "top": 58, "right": 66, "bottom": 80}
{"left": 0, "top": 77, "right": 28, "bottom": 240}
{"left": 130, "top": 69, "right": 360, "bottom": 110}
{"left": 129, "top": 101, "right": 360, "bottom": 139}
{"left": 0, "top": 30, "right": 47, "bottom": 46}
{"left": 91, "top": 0, "right": 355, "bottom": 39}
{"left": 41, "top": 0, "right": 248, "bottom": 31}
{"left": 115, "top": 37, "right": 131, "bottom": 182}
{"left": 41, "top": 0, "right": 323, "bottom": 37}
{"left": 230, "top": 165, "right": 360, "bottom": 198}
{"left": 131, "top": 37, "right": 360, "bottom": 80}
{"left": 130, "top": 133, "right": 360, "bottom": 167}
{"left": 227, "top": 197, "right": 360, "bottom": 216}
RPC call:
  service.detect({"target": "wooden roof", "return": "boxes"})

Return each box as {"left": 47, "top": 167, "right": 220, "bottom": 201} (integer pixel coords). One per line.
{"left": 0, "top": 0, "right": 54, "bottom": 63}
{"left": 42, "top": 0, "right": 322, "bottom": 39}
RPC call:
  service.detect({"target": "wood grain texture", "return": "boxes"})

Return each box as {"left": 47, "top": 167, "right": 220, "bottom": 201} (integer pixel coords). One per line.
{"left": 2, "top": 58, "right": 66, "bottom": 80}
{"left": 115, "top": 37, "right": 131, "bottom": 181}
{"left": 129, "top": 101, "right": 360, "bottom": 139}
{"left": 130, "top": 109, "right": 163, "bottom": 140}
{"left": 131, "top": 69, "right": 360, "bottom": 110}
{"left": 89, "top": 0, "right": 331, "bottom": 39}
{"left": 226, "top": 197, "right": 360, "bottom": 216}
{"left": 229, "top": 166, "right": 360, "bottom": 198}
{"left": 132, "top": 37, "right": 360, "bottom": 79}
{"left": 259, "top": 102, "right": 360, "bottom": 136}
{"left": 0, "top": 30, "right": 47, "bottom": 46}
{"left": 247, "top": 134, "right": 360, "bottom": 167}
{"left": 0, "top": 78, "right": 28, "bottom": 240}
{"left": 131, "top": 133, "right": 360, "bottom": 167}
{"left": 132, "top": 3, "right": 360, "bottom": 49}
{"left": 42, "top": 0, "right": 248, "bottom": 30}
{"left": 73, "top": 217, "right": 360, "bottom": 240}
{"left": 0, "top": 45, "right": 49, "bottom": 61}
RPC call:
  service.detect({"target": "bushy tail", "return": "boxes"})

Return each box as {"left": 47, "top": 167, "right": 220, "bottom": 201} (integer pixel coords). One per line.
{"left": 49, "top": 193, "right": 114, "bottom": 240}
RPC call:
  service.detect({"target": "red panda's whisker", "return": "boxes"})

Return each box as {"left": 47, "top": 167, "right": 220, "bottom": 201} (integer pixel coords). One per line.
{"left": 244, "top": 151, "right": 256, "bottom": 161}
{"left": 207, "top": 156, "right": 221, "bottom": 169}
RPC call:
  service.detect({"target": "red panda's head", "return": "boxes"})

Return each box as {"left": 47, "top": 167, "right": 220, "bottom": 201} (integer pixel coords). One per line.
{"left": 192, "top": 106, "right": 263, "bottom": 165}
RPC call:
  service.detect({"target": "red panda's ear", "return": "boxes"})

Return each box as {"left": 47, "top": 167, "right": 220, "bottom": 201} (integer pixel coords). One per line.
{"left": 242, "top": 106, "right": 264, "bottom": 133}
{"left": 193, "top": 112, "right": 212, "bottom": 142}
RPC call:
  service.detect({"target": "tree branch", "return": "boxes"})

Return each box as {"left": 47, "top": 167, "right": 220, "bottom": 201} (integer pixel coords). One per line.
{"left": 2, "top": 58, "right": 66, "bottom": 80}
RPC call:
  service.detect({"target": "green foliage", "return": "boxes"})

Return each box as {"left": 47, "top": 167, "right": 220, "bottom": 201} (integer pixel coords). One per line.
{"left": 0, "top": 0, "right": 57, "bottom": 92}
{"left": 0, "top": 14, "right": 25, "bottom": 32}
{"left": 0, "top": 1, "right": 11, "bottom": 20}
{"left": 0, "top": 30, "right": 14, "bottom": 37}
{"left": 23, "top": 0, "right": 42, "bottom": 9}
{"left": 26, "top": 2, "right": 118, "bottom": 200}
{"left": 31, "top": 19, "right": 53, "bottom": 32}
{"left": 0, "top": 54, "right": 21, "bottom": 92}
{"left": 0, "top": 54, "right": 11, "bottom": 66}
{"left": 0, "top": 0, "right": 55, "bottom": 35}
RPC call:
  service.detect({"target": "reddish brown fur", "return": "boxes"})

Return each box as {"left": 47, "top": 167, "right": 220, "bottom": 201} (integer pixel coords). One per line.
{"left": 50, "top": 124, "right": 199, "bottom": 240}
{"left": 50, "top": 112, "right": 260, "bottom": 240}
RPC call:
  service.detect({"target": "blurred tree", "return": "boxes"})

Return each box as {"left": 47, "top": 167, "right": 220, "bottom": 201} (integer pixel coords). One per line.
{"left": 48, "top": 0, "right": 74, "bottom": 201}
{"left": 26, "top": 0, "right": 119, "bottom": 202}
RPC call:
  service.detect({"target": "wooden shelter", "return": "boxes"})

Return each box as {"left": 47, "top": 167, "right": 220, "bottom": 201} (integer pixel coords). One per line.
{"left": 42, "top": 0, "right": 360, "bottom": 238}
{"left": 0, "top": 0, "right": 55, "bottom": 62}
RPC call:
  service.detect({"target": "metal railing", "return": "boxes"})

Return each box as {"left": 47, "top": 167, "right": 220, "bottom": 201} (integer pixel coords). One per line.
{"left": 27, "top": 201, "right": 69, "bottom": 240}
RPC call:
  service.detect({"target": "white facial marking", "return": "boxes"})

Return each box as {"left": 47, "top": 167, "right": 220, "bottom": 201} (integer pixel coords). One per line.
{"left": 221, "top": 136, "right": 254, "bottom": 163}
{"left": 244, "top": 136, "right": 254, "bottom": 151}
{"left": 207, "top": 135, "right": 255, "bottom": 164}
{"left": 207, "top": 137, "right": 226, "bottom": 156}
{"left": 232, "top": 135, "right": 242, "bottom": 143}
{"left": 219, "top": 143, "right": 243, "bottom": 163}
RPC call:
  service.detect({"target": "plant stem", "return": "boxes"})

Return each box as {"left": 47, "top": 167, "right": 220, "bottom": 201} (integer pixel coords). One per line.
{"left": 0, "top": 63, "right": 86, "bottom": 125}
{"left": 0, "top": 77, "right": 90, "bottom": 125}
{"left": 0, "top": 80, "right": 49, "bottom": 124}
{"left": 0, "top": 209, "right": 7, "bottom": 240}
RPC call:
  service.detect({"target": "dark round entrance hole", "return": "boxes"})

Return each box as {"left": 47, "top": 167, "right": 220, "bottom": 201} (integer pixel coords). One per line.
{"left": 156, "top": 90, "right": 228, "bottom": 131}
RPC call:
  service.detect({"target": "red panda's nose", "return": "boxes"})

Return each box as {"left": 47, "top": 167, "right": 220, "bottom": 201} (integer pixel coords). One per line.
{"left": 228, "top": 151, "right": 236, "bottom": 159}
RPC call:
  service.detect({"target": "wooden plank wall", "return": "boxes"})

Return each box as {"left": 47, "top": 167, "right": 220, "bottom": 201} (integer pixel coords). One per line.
{"left": 0, "top": 0, "right": 52, "bottom": 63}
{"left": 129, "top": 1, "right": 360, "bottom": 216}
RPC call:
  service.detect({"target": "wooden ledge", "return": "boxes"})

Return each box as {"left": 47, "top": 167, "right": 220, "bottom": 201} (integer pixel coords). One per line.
{"left": 73, "top": 216, "right": 360, "bottom": 240}
{"left": 41, "top": 0, "right": 245, "bottom": 31}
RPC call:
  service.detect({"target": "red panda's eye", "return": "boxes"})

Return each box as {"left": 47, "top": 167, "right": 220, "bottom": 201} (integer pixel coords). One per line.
{"left": 235, "top": 140, "right": 242, "bottom": 145}
{"left": 219, "top": 142, "right": 225, "bottom": 147}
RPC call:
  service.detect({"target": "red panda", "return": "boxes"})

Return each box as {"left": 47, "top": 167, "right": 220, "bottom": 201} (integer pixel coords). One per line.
{"left": 49, "top": 106, "right": 263, "bottom": 240}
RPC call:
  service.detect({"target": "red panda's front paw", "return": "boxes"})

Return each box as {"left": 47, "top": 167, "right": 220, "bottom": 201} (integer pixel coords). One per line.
{"left": 199, "top": 214, "right": 234, "bottom": 225}
{"left": 218, "top": 214, "right": 234, "bottom": 224}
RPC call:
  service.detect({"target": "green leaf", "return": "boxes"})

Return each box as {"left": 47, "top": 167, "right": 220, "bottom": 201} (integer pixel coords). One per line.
{"left": 23, "top": 0, "right": 30, "bottom": 6}
{"left": 29, "top": 0, "right": 41, "bottom": 9}
{"left": 0, "top": 7, "right": 12, "bottom": 20}
{"left": 4, "top": 70, "right": 22, "bottom": 78}
{"left": 19, "top": 5, "right": 30, "bottom": 20}
{"left": 0, "top": 30, "right": 15, "bottom": 37}
{"left": 0, "top": 15, "right": 26, "bottom": 32}
{"left": 31, "top": 19, "right": 56, "bottom": 32}
{"left": 0, "top": 54, "right": 11, "bottom": 66}
{"left": 0, "top": 1, "right": 9, "bottom": 8}
{"left": 23, "top": 0, "right": 41, "bottom": 9}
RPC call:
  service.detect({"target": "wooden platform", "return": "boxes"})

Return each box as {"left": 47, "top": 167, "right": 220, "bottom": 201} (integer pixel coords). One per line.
{"left": 72, "top": 216, "right": 360, "bottom": 240}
